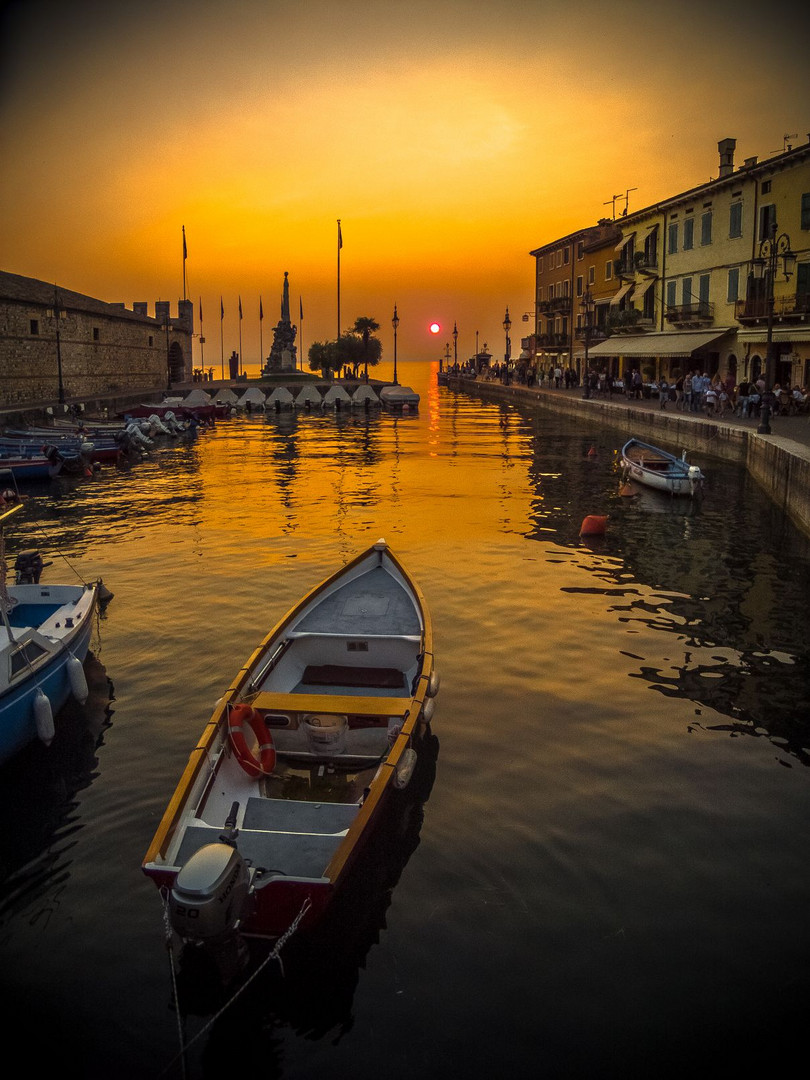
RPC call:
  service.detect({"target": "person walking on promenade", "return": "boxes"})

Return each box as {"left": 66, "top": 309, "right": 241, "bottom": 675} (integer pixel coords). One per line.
{"left": 737, "top": 378, "right": 751, "bottom": 417}
{"left": 683, "top": 371, "right": 692, "bottom": 411}
{"left": 659, "top": 377, "right": 669, "bottom": 409}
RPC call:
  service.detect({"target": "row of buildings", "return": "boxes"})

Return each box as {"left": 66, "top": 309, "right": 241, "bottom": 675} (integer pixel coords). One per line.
{"left": 525, "top": 136, "right": 810, "bottom": 389}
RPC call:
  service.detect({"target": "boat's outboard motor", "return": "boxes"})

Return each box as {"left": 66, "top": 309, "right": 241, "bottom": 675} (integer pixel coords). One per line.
{"left": 687, "top": 465, "right": 703, "bottom": 489}
{"left": 168, "top": 802, "right": 252, "bottom": 942}
{"left": 15, "top": 549, "right": 44, "bottom": 584}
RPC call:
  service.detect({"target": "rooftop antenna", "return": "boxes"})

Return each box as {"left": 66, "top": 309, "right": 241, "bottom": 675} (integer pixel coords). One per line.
{"left": 784, "top": 133, "right": 797, "bottom": 151}
{"left": 622, "top": 187, "right": 638, "bottom": 216}
{"left": 603, "top": 194, "right": 622, "bottom": 219}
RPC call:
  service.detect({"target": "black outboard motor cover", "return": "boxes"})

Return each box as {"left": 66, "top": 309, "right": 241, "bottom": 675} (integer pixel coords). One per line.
{"left": 15, "top": 550, "right": 44, "bottom": 584}
{"left": 169, "top": 842, "right": 251, "bottom": 942}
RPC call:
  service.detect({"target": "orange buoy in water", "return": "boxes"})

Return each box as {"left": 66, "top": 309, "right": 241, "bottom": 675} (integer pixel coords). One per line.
{"left": 580, "top": 514, "right": 608, "bottom": 536}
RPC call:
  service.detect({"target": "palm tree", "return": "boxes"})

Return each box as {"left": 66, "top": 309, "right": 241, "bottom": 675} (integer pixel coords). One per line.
{"left": 351, "top": 316, "right": 380, "bottom": 382}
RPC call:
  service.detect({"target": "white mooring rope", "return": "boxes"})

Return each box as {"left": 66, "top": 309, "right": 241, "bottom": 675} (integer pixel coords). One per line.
{"left": 159, "top": 895, "right": 312, "bottom": 1077}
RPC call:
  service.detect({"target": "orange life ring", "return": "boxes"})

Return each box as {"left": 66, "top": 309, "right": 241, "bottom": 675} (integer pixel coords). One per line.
{"left": 228, "top": 703, "right": 276, "bottom": 778}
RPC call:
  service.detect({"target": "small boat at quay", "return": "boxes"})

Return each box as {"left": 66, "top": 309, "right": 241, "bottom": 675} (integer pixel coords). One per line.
{"left": 0, "top": 455, "right": 63, "bottom": 482}
{"left": 379, "top": 384, "right": 419, "bottom": 408}
{"left": 621, "top": 438, "right": 704, "bottom": 496}
{"left": 0, "top": 503, "right": 101, "bottom": 764}
{"left": 142, "top": 539, "right": 438, "bottom": 949}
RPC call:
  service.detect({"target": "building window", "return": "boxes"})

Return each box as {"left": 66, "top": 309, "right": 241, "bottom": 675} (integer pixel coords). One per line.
{"left": 727, "top": 267, "right": 740, "bottom": 302}
{"left": 148, "top": 336, "right": 154, "bottom": 347}
{"left": 683, "top": 217, "right": 694, "bottom": 250}
{"left": 538, "top": 257, "right": 544, "bottom": 273}
{"left": 30, "top": 319, "right": 39, "bottom": 335}
{"left": 801, "top": 193, "right": 810, "bottom": 230}
{"left": 562, "top": 279, "right": 570, "bottom": 298}
{"left": 666, "top": 280, "right": 676, "bottom": 308}
{"left": 668, "top": 222, "right": 678, "bottom": 254}
{"left": 758, "top": 203, "right": 776, "bottom": 241}
{"left": 576, "top": 275, "right": 583, "bottom": 297}
{"left": 762, "top": 180, "right": 771, "bottom": 194}
{"left": 605, "top": 261, "right": 613, "bottom": 280}
{"left": 729, "top": 201, "right": 743, "bottom": 238}
{"left": 588, "top": 266, "right": 595, "bottom": 285}
{"left": 682, "top": 277, "right": 692, "bottom": 306}
{"left": 556, "top": 250, "right": 562, "bottom": 268}
{"left": 577, "top": 242, "right": 584, "bottom": 260}
{"left": 701, "top": 211, "right": 712, "bottom": 245}
{"left": 699, "top": 274, "right": 710, "bottom": 311}
{"left": 93, "top": 327, "right": 99, "bottom": 341}
{"left": 563, "top": 247, "right": 570, "bottom": 266}
{"left": 643, "top": 285, "right": 655, "bottom": 321}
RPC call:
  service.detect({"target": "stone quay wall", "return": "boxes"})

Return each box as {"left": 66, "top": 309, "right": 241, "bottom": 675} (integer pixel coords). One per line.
{"left": 443, "top": 375, "right": 810, "bottom": 540}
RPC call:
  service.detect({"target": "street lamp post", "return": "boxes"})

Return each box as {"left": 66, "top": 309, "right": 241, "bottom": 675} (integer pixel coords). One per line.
{"left": 475, "top": 330, "right": 479, "bottom": 375}
{"left": 51, "top": 288, "right": 66, "bottom": 404}
{"left": 164, "top": 315, "right": 172, "bottom": 392}
{"left": 503, "top": 307, "right": 511, "bottom": 362}
{"left": 392, "top": 304, "right": 399, "bottom": 385}
{"left": 581, "top": 288, "right": 594, "bottom": 400}
{"left": 452, "top": 321, "right": 458, "bottom": 370}
{"left": 752, "top": 224, "right": 796, "bottom": 434}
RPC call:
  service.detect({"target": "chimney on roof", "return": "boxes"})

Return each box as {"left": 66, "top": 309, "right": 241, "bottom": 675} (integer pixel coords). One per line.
{"left": 718, "top": 138, "right": 736, "bottom": 177}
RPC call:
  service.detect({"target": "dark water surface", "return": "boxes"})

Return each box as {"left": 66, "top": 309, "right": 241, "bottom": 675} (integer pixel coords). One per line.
{"left": 2, "top": 361, "right": 810, "bottom": 1078}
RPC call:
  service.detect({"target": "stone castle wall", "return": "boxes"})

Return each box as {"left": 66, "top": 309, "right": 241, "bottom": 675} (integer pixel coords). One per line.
{"left": 0, "top": 271, "right": 193, "bottom": 407}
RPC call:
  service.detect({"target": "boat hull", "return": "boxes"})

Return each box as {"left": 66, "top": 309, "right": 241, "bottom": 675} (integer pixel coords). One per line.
{"left": 621, "top": 438, "right": 703, "bottom": 497}
{"left": 0, "top": 583, "right": 98, "bottom": 764}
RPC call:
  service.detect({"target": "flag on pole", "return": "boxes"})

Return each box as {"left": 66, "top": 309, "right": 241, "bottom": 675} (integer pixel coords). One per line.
{"left": 299, "top": 297, "right": 303, "bottom": 321}
{"left": 259, "top": 297, "right": 264, "bottom": 321}
{"left": 199, "top": 298, "right": 203, "bottom": 323}
{"left": 338, "top": 220, "right": 342, "bottom": 249}
{"left": 220, "top": 297, "right": 224, "bottom": 320}
{"left": 182, "top": 226, "right": 187, "bottom": 260}
{"left": 239, "top": 296, "right": 243, "bottom": 319}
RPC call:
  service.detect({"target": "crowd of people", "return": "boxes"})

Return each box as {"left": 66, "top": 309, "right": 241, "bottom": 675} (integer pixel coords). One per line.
{"left": 445, "top": 359, "right": 809, "bottom": 421}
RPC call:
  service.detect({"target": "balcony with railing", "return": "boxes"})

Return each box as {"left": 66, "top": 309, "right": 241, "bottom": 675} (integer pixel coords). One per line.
{"left": 634, "top": 251, "right": 658, "bottom": 273}
{"left": 735, "top": 293, "right": 810, "bottom": 324}
{"left": 665, "top": 302, "right": 714, "bottom": 327}
{"left": 537, "top": 295, "right": 572, "bottom": 315}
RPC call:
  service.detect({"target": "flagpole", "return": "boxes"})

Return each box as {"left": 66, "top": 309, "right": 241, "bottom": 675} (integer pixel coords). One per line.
{"left": 259, "top": 296, "right": 264, "bottom": 372}
{"left": 199, "top": 297, "right": 204, "bottom": 371}
{"left": 299, "top": 296, "right": 304, "bottom": 372}
{"left": 238, "top": 296, "right": 243, "bottom": 377}
{"left": 182, "top": 226, "right": 188, "bottom": 301}
{"left": 220, "top": 296, "right": 224, "bottom": 380}
{"left": 337, "top": 219, "right": 342, "bottom": 340}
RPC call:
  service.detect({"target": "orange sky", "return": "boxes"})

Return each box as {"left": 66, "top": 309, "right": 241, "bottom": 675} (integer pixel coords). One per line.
{"left": 1, "top": 0, "right": 808, "bottom": 373}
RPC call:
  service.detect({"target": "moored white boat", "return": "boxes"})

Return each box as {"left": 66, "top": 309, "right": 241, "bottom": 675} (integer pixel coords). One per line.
{"left": 379, "top": 384, "right": 419, "bottom": 408}
{"left": 621, "top": 438, "right": 704, "bottom": 496}
{"left": 0, "top": 503, "right": 101, "bottom": 764}
{"left": 142, "top": 539, "right": 438, "bottom": 948}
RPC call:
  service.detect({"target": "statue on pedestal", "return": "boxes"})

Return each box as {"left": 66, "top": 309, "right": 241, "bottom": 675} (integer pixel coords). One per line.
{"left": 263, "top": 272, "right": 298, "bottom": 373}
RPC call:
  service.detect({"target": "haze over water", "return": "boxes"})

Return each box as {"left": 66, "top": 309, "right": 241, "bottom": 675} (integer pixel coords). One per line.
{"left": 2, "top": 360, "right": 809, "bottom": 1078}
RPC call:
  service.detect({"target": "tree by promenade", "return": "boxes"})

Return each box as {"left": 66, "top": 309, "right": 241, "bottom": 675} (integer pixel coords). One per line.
{"left": 308, "top": 316, "right": 382, "bottom": 379}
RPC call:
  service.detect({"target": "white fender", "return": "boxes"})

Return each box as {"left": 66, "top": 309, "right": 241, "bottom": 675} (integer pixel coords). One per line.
{"left": 427, "top": 670, "right": 440, "bottom": 697}
{"left": 67, "top": 655, "right": 89, "bottom": 704}
{"left": 422, "top": 696, "right": 436, "bottom": 724}
{"left": 34, "top": 689, "right": 55, "bottom": 745}
{"left": 394, "top": 747, "right": 418, "bottom": 790}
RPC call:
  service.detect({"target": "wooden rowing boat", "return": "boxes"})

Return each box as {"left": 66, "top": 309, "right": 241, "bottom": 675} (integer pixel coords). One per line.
{"left": 142, "top": 539, "right": 438, "bottom": 947}
{"left": 621, "top": 438, "right": 704, "bottom": 496}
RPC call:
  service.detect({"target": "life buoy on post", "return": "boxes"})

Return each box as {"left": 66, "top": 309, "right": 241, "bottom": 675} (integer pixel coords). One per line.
{"left": 228, "top": 703, "right": 276, "bottom": 778}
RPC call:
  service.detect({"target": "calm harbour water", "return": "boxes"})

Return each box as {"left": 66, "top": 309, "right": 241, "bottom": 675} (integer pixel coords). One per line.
{"left": 2, "top": 360, "right": 810, "bottom": 1078}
